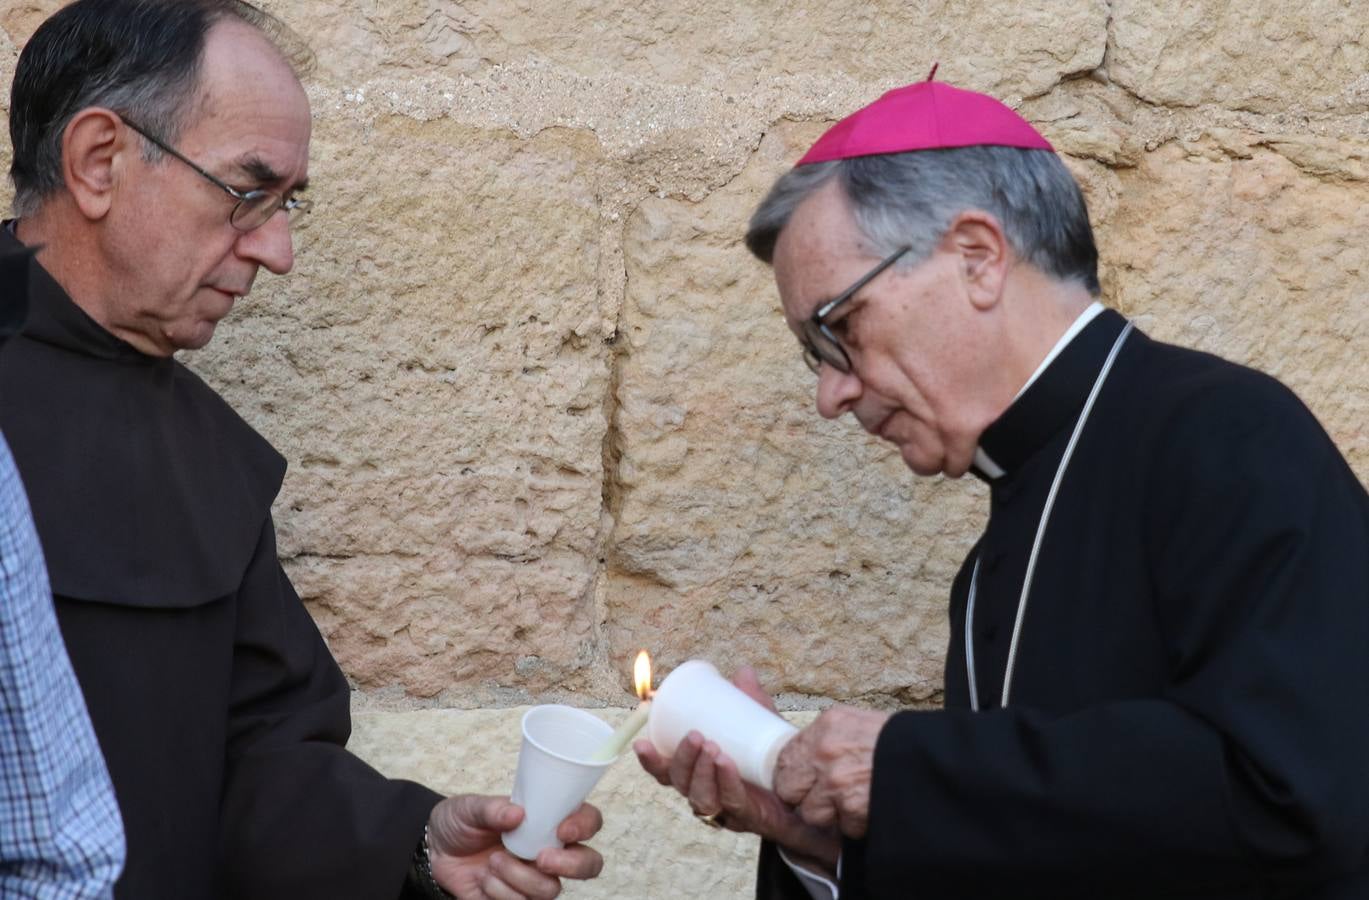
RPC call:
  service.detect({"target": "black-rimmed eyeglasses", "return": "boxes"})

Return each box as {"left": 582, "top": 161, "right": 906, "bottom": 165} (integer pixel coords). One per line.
{"left": 800, "top": 245, "right": 911, "bottom": 374}
{"left": 120, "top": 116, "right": 312, "bottom": 232}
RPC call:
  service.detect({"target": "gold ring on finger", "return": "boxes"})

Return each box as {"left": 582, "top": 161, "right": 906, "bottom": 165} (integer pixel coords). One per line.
{"left": 694, "top": 810, "right": 727, "bottom": 830}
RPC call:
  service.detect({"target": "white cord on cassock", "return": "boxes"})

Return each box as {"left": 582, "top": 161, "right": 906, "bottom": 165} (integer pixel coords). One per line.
{"left": 967, "top": 321, "right": 1134, "bottom": 712}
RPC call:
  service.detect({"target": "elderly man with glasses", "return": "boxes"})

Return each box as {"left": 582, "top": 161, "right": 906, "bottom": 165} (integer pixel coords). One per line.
{"left": 637, "top": 76, "right": 1369, "bottom": 900}
{"left": 0, "top": 1, "right": 604, "bottom": 898}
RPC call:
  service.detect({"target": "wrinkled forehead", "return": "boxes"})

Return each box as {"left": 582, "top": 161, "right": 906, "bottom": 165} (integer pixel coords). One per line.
{"left": 198, "top": 18, "right": 309, "bottom": 115}
{"left": 180, "top": 19, "right": 312, "bottom": 175}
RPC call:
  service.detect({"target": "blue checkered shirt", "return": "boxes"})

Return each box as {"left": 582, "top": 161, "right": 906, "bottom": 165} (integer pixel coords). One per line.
{"left": 0, "top": 431, "right": 124, "bottom": 897}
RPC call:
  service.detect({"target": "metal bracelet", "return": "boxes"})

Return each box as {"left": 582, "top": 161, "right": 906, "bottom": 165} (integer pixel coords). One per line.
{"left": 409, "top": 824, "right": 456, "bottom": 899}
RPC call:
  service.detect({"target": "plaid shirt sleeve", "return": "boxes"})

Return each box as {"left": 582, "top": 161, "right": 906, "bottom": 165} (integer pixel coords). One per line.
{"left": 0, "top": 432, "right": 125, "bottom": 898}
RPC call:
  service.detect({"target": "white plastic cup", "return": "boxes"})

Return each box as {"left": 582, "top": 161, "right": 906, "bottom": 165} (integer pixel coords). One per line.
{"left": 647, "top": 660, "right": 797, "bottom": 790}
{"left": 501, "top": 705, "right": 616, "bottom": 860}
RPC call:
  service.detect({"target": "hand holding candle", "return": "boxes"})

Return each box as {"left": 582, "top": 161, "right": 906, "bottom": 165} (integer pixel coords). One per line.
{"left": 633, "top": 665, "right": 844, "bottom": 872}
{"left": 589, "top": 652, "right": 796, "bottom": 785}
{"left": 646, "top": 660, "right": 797, "bottom": 790}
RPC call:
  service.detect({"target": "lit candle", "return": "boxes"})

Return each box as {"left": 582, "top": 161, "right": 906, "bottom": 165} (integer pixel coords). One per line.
{"left": 590, "top": 650, "right": 653, "bottom": 762}
{"left": 645, "top": 659, "right": 796, "bottom": 789}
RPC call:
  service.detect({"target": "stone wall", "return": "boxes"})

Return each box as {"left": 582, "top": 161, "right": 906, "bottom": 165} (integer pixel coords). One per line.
{"left": 2, "top": 1, "right": 1366, "bottom": 896}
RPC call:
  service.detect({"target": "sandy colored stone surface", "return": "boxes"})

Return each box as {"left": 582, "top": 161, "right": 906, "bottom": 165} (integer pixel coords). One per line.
{"left": 189, "top": 114, "right": 616, "bottom": 700}
{"left": 2, "top": 2, "right": 1365, "bottom": 712}
{"left": 348, "top": 705, "right": 819, "bottom": 898}
{"left": 299, "top": 0, "right": 1107, "bottom": 95}
{"left": 1101, "top": 135, "right": 1369, "bottom": 464}
{"left": 1108, "top": 0, "right": 1369, "bottom": 115}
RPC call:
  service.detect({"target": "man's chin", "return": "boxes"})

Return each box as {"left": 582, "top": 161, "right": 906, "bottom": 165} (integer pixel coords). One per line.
{"left": 169, "top": 321, "right": 221, "bottom": 352}
{"left": 898, "top": 442, "right": 945, "bottom": 477}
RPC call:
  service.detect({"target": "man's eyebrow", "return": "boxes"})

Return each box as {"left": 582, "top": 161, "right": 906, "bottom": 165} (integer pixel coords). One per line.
{"left": 236, "top": 154, "right": 308, "bottom": 193}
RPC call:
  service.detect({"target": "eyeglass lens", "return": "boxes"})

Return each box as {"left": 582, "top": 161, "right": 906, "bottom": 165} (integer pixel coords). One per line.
{"left": 229, "top": 193, "right": 311, "bottom": 231}
{"left": 801, "top": 321, "right": 850, "bottom": 374}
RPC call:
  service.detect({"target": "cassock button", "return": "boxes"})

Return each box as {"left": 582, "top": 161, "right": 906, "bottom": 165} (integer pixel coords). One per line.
{"left": 983, "top": 551, "right": 1004, "bottom": 573}
{"left": 981, "top": 624, "right": 998, "bottom": 643}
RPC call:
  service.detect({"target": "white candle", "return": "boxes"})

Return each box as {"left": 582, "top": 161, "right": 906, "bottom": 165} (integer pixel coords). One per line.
{"left": 645, "top": 659, "right": 796, "bottom": 789}
{"left": 589, "top": 700, "right": 651, "bottom": 762}
{"left": 589, "top": 649, "right": 654, "bottom": 762}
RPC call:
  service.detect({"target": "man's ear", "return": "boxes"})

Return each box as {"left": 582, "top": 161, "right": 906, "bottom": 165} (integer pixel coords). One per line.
{"left": 60, "top": 108, "right": 128, "bottom": 222}
{"left": 940, "top": 210, "right": 1010, "bottom": 311}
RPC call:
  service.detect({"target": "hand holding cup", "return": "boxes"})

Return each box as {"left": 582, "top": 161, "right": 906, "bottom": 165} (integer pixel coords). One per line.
{"left": 501, "top": 705, "right": 617, "bottom": 861}
{"left": 427, "top": 793, "right": 603, "bottom": 899}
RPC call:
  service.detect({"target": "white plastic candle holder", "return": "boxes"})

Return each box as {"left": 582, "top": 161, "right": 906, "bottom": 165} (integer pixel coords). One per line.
{"left": 647, "top": 659, "right": 797, "bottom": 790}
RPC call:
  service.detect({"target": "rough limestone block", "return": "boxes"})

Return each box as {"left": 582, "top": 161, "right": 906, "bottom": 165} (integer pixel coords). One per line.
{"left": 192, "top": 116, "right": 616, "bottom": 699}
{"left": 1099, "top": 136, "right": 1369, "bottom": 468}
{"left": 350, "top": 705, "right": 820, "bottom": 898}
{"left": 264, "top": 0, "right": 1109, "bottom": 206}
{"left": 1109, "top": 0, "right": 1369, "bottom": 114}
{"left": 312, "top": 0, "right": 1108, "bottom": 97}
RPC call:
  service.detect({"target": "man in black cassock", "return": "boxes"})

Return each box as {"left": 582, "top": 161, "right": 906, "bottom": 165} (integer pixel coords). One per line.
{"left": 636, "top": 79, "right": 1369, "bottom": 898}
{"left": 0, "top": 1, "right": 604, "bottom": 898}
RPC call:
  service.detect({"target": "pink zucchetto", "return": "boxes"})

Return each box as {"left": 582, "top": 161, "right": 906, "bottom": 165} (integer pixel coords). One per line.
{"left": 796, "top": 65, "right": 1054, "bottom": 166}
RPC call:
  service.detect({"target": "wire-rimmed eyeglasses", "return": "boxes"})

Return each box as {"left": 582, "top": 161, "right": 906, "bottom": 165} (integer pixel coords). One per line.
{"left": 800, "top": 245, "right": 911, "bottom": 374}
{"left": 119, "top": 115, "right": 311, "bottom": 232}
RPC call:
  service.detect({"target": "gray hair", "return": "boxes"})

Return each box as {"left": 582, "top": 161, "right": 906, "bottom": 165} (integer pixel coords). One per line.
{"left": 746, "top": 146, "right": 1100, "bottom": 295}
{"left": 9, "top": 0, "right": 312, "bottom": 217}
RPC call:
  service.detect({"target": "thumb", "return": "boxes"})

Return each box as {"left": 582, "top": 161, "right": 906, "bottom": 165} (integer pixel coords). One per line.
{"left": 431, "top": 795, "right": 524, "bottom": 856}
{"left": 460, "top": 795, "right": 524, "bottom": 833}
{"left": 733, "top": 665, "right": 778, "bottom": 713}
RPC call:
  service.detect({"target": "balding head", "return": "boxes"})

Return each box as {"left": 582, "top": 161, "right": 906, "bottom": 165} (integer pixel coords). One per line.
{"left": 8, "top": 0, "right": 313, "bottom": 356}
{"left": 8, "top": 0, "right": 309, "bottom": 217}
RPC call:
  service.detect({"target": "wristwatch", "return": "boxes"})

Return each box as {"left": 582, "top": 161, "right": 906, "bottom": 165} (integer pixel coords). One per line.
{"left": 407, "top": 825, "right": 456, "bottom": 899}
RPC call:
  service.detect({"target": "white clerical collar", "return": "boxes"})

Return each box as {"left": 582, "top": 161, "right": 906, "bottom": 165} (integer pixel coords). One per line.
{"left": 974, "top": 301, "right": 1105, "bottom": 479}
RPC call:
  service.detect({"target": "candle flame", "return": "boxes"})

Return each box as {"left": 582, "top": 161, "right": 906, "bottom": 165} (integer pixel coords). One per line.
{"left": 633, "top": 650, "right": 653, "bottom": 700}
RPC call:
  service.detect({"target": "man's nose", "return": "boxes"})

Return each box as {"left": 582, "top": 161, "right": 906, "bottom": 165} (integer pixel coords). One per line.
{"left": 234, "top": 210, "right": 295, "bottom": 275}
{"left": 815, "top": 364, "right": 862, "bottom": 419}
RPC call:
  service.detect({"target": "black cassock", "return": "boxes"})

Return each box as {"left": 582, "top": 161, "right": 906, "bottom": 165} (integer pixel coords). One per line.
{"left": 0, "top": 227, "right": 441, "bottom": 898}
{"left": 760, "top": 309, "right": 1369, "bottom": 899}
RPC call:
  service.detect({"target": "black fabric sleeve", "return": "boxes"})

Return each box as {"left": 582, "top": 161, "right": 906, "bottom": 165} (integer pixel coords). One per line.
{"left": 217, "top": 517, "right": 442, "bottom": 898}
{"left": 851, "top": 376, "right": 1369, "bottom": 899}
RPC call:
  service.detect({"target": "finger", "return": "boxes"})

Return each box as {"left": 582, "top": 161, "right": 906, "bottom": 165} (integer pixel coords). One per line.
{"left": 687, "top": 742, "right": 722, "bottom": 815}
{"left": 798, "top": 788, "right": 837, "bottom": 831}
{"left": 486, "top": 850, "right": 562, "bottom": 900}
{"left": 842, "top": 812, "right": 868, "bottom": 841}
{"left": 478, "top": 874, "right": 524, "bottom": 900}
{"left": 773, "top": 768, "right": 803, "bottom": 806}
{"left": 454, "top": 794, "right": 523, "bottom": 834}
{"left": 481, "top": 875, "right": 535, "bottom": 900}
{"left": 633, "top": 740, "right": 672, "bottom": 785}
{"left": 556, "top": 803, "right": 604, "bottom": 844}
{"left": 714, "top": 753, "right": 751, "bottom": 815}
{"left": 733, "top": 666, "right": 778, "bottom": 713}
{"left": 431, "top": 795, "right": 521, "bottom": 855}
{"left": 668, "top": 732, "right": 705, "bottom": 795}
{"left": 772, "top": 733, "right": 814, "bottom": 806}
{"left": 837, "top": 786, "right": 870, "bottom": 840}
{"left": 537, "top": 843, "right": 605, "bottom": 881}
